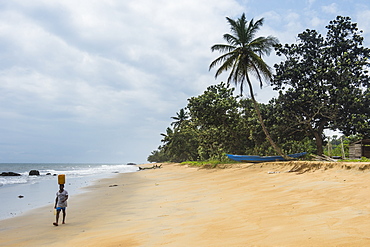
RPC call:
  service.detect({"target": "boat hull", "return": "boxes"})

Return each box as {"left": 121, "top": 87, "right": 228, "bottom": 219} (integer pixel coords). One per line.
{"left": 226, "top": 152, "right": 307, "bottom": 162}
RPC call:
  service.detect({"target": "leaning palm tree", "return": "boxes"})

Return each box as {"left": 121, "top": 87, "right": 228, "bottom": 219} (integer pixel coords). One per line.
{"left": 209, "top": 13, "right": 285, "bottom": 157}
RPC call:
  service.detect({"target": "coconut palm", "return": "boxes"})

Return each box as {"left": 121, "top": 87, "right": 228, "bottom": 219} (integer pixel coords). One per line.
{"left": 171, "top": 108, "right": 189, "bottom": 130}
{"left": 209, "top": 13, "right": 285, "bottom": 157}
{"left": 160, "top": 127, "right": 174, "bottom": 144}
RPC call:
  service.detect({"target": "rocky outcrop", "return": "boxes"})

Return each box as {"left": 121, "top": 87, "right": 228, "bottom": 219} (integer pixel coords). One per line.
{"left": 0, "top": 172, "right": 21, "bottom": 176}
{"left": 29, "top": 170, "right": 40, "bottom": 176}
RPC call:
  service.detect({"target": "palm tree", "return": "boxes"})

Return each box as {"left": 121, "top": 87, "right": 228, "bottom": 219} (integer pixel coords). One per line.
{"left": 171, "top": 108, "right": 189, "bottom": 130}
{"left": 209, "top": 13, "right": 285, "bottom": 157}
{"left": 160, "top": 127, "right": 174, "bottom": 144}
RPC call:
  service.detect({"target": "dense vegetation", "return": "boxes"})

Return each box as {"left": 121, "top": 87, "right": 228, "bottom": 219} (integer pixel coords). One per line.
{"left": 273, "top": 16, "right": 370, "bottom": 155}
{"left": 148, "top": 15, "right": 370, "bottom": 163}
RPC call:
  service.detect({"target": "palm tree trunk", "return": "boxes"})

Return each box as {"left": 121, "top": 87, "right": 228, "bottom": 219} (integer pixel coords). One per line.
{"left": 246, "top": 76, "right": 289, "bottom": 159}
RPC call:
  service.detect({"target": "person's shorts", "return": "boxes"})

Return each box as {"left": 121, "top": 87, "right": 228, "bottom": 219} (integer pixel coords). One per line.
{"left": 56, "top": 207, "right": 66, "bottom": 211}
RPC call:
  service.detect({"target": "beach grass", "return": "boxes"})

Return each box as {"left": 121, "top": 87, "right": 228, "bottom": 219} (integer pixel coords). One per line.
{"left": 339, "top": 157, "right": 370, "bottom": 162}
{"left": 180, "top": 159, "right": 239, "bottom": 168}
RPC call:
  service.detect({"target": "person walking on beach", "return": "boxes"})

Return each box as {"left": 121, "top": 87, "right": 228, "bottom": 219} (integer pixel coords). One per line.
{"left": 53, "top": 184, "right": 68, "bottom": 226}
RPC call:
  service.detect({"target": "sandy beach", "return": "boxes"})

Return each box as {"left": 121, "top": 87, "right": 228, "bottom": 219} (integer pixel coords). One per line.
{"left": 1, "top": 161, "right": 370, "bottom": 246}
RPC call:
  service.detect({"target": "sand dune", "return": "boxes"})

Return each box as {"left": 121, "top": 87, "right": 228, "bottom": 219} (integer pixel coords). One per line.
{"left": 1, "top": 161, "right": 370, "bottom": 246}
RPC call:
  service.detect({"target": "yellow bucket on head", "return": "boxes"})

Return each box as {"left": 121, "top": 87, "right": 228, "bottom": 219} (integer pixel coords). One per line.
{"left": 58, "top": 174, "right": 65, "bottom": 185}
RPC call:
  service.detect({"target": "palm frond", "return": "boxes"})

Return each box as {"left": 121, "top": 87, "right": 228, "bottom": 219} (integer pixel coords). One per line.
{"left": 250, "top": 36, "right": 279, "bottom": 56}
{"left": 210, "top": 13, "right": 278, "bottom": 93}
{"left": 214, "top": 52, "right": 239, "bottom": 78}
{"left": 223, "top": 33, "right": 239, "bottom": 46}
{"left": 249, "top": 52, "right": 273, "bottom": 87}
{"left": 209, "top": 51, "right": 235, "bottom": 72}
{"left": 211, "top": 43, "right": 236, "bottom": 53}
{"left": 244, "top": 18, "right": 264, "bottom": 44}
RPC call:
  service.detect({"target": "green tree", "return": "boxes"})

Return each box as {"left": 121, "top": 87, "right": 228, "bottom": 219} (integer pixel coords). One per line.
{"left": 171, "top": 108, "right": 189, "bottom": 130}
{"left": 155, "top": 125, "right": 199, "bottom": 162}
{"left": 148, "top": 81, "right": 317, "bottom": 162}
{"left": 187, "top": 82, "right": 250, "bottom": 159}
{"left": 160, "top": 127, "right": 174, "bottom": 146}
{"left": 273, "top": 16, "right": 370, "bottom": 155}
{"left": 147, "top": 149, "right": 167, "bottom": 163}
{"left": 209, "top": 13, "right": 284, "bottom": 157}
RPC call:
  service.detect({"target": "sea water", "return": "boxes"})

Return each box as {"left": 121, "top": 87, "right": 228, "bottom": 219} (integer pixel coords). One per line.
{"left": 0, "top": 163, "right": 139, "bottom": 220}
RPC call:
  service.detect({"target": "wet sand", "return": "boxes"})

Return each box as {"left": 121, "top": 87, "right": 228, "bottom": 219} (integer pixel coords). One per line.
{"left": 1, "top": 162, "right": 370, "bottom": 246}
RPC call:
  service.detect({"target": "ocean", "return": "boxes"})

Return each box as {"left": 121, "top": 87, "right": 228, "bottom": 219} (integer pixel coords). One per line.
{"left": 0, "top": 163, "right": 139, "bottom": 220}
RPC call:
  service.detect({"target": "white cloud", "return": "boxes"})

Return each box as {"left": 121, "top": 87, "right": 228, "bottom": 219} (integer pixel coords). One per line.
{"left": 356, "top": 9, "right": 370, "bottom": 46}
{"left": 0, "top": 0, "right": 246, "bottom": 162}
{"left": 309, "top": 16, "right": 325, "bottom": 28}
{"left": 322, "top": 3, "right": 338, "bottom": 14}
{"left": 307, "top": 0, "right": 316, "bottom": 7}
{"left": 1, "top": 0, "right": 369, "bottom": 162}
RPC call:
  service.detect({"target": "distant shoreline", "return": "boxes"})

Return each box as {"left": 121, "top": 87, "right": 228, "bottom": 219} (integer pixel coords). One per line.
{"left": 0, "top": 164, "right": 138, "bottom": 221}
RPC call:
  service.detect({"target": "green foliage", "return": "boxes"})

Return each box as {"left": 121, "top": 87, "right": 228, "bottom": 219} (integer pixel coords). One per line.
{"left": 187, "top": 82, "right": 250, "bottom": 160}
{"left": 147, "top": 149, "right": 167, "bottom": 163}
{"left": 323, "top": 135, "right": 366, "bottom": 158}
{"left": 323, "top": 135, "right": 348, "bottom": 157}
{"left": 339, "top": 157, "right": 370, "bottom": 162}
{"left": 273, "top": 16, "right": 370, "bottom": 155}
{"left": 171, "top": 108, "right": 189, "bottom": 130}
{"left": 180, "top": 159, "right": 238, "bottom": 168}
{"left": 209, "top": 13, "right": 279, "bottom": 93}
{"left": 148, "top": 16, "right": 370, "bottom": 163}
{"left": 148, "top": 82, "right": 311, "bottom": 163}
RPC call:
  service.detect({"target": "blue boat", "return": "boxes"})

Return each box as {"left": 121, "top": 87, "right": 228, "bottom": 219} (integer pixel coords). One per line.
{"left": 226, "top": 152, "right": 307, "bottom": 162}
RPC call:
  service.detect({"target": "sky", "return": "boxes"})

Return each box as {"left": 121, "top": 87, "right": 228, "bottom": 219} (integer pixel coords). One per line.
{"left": 1, "top": 0, "right": 369, "bottom": 163}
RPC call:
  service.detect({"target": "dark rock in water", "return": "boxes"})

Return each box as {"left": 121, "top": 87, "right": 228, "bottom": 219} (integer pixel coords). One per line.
{"left": 127, "top": 163, "right": 137, "bottom": 166}
{"left": 46, "top": 173, "right": 52, "bottom": 175}
{"left": 18, "top": 195, "right": 24, "bottom": 198}
{"left": 0, "top": 172, "right": 21, "bottom": 176}
{"left": 29, "top": 170, "right": 40, "bottom": 176}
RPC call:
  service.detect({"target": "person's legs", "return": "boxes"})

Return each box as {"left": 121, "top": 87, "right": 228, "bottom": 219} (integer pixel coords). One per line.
{"left": 54, "top": 209, "right": 61, "bottom": 226}
{"left": 62, "top": 208, "right": 66, "bottom": 224}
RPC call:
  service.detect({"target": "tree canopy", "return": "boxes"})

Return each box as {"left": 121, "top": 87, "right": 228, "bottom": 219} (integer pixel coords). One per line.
{"left": 148, "top": 82, "right": 312, "bottom": 163}
{"left": 273, "top": 16, "right": 370, "bottom": 155}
